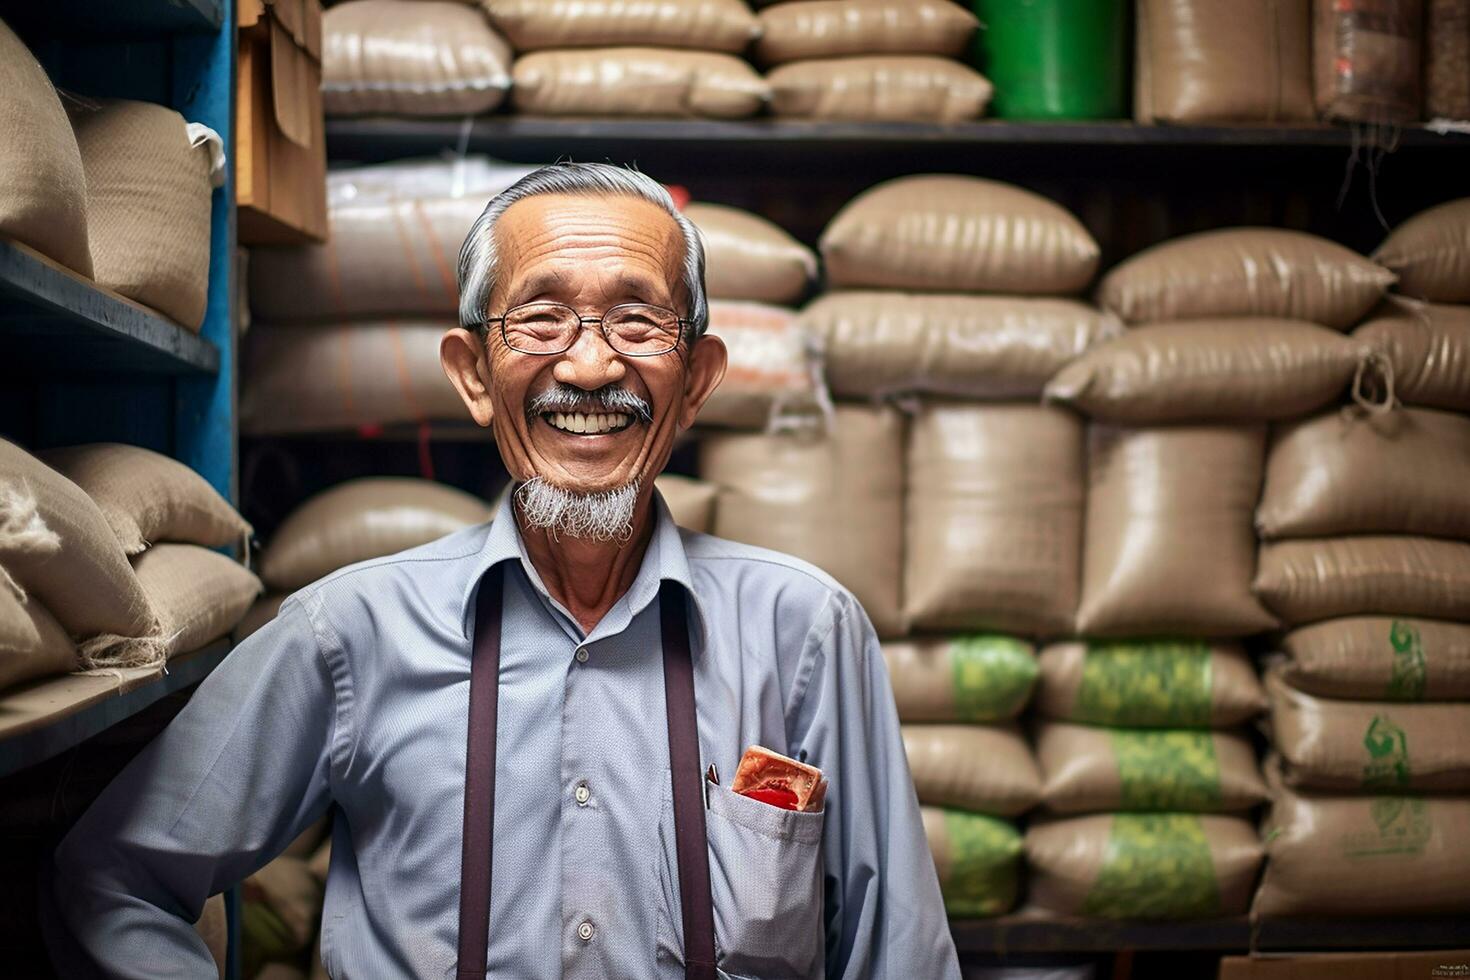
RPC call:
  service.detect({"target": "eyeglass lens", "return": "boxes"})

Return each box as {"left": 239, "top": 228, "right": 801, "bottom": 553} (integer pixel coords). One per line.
{"left": 502, "top": 302, "right": 681, "bottom": 356}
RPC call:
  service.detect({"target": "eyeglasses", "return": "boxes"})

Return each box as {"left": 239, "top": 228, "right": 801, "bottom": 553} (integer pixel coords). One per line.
{"left": 476, "top": 302, "right": 692, "bottom": 357}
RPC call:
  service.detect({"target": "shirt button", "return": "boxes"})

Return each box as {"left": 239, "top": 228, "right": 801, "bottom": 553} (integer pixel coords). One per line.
{"left": 574, "top": 781, "right": 591, "bottom": 806}
{"left": 574, "top": 648, "right": 589, "bottom": 663}
{"left": 578, "top": 920, "right": 595, "bottom": 942}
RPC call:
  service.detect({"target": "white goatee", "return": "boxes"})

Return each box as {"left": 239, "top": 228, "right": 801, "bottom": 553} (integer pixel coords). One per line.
{"left": 514, "top": 476, "right": 641, "bottom": 543}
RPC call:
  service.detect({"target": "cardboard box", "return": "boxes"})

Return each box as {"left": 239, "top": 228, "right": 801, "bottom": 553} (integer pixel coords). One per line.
{"left": 1219, "top": 950, "right": 1470, "bottom": 980}
{"left": 237, "top": 0, "right": 327, "bottom": 244}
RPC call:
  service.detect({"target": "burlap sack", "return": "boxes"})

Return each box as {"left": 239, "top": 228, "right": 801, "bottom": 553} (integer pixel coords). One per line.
{"left": 801, "top": 292, "right": 1120, "bottom": 400}
{"left": 40, "top": 443, "right": 251, "bottom": 555}
{"left": 0, "top": 581, "right": 77, "bottom": 694}
{"left": 0, "top": 21, "right": 91, "bottom": 276}
{"left": 699, "top": 301, "right": 823, "bottom": 431}
{"left": 510, "top": 49, "right": 769, "bottom": 119}
{"left": 767, "top": 55, "right": 994, "bottom": 123}
{"left": 684, "top": 202, "right": 816, "bottom": 305}
{"left": 1257, "top": 407, "right": 1470, "bottom": 540}
{"left": 1044, "top": 319, "right": 1361, "bottom": 424}
{"left": 655, "top": 474, "right": 716, "bottom": 534}
{"left": 323, "top": 0, "right": 512, "bottom": 117}
{"left": 484, "top": 0, "right": 759, "bottom": 52}
{"left": 904, "top": 403, "right": 1083, "bottom": 637}
{"left": 1078, "top": 425, "right": 1277, "bottom": 638}
{"left": 1026, "top": 813, "right": 1262, "bottom": 919}
{"left": 754, "top": 0, "right": 977, "bottom": 65}
{"left": 902, "top": 723, "right": 1041, "bottom": 817}
{"left": 1371, "top": 198, "right": 1470, "bottom": 304}
{"left": 1267, "top": 668, "right": 1470, "bottom": 792}
{"left": 1096, "top": 228, "right": 1395, "bottom": 329}
{"left": 1426, "top": 0, "right": 1470, "bottom": 121}
{"left": 882, "top": 636, "right": 1038, "bottom": 723}
{"left": 1313, "top": 0, "right": 1423, "bottom": 123}
{"left": 701, "top": 406, "right": 905, "bottom": 636}
{"left": 133, "top": 545, "right": 262, "bottom": 658}
{"left": 0, "top": 440, "right": 160, "bottom": 667}
{"left": 1254, "top": 761, "right": 1470, "bottom": 917}
{"left": 1255, "top": 536, "right": 1470, "bottom": 626}
{"left": 70, "top": 98, "right": 216, "bottom": 330}
{"left": 1281, "top": 616, "right": 1470, "bottom": 701}
{"left": 920, "top": 806, "right": 1022, "bottom": 918}
{"left": 234, "top": 593, "right": 287, "bottom": 643}
{"left": 1353, "top": 302, "right": 1470, "bottom": 411}
{"left": 195, "top": 893, "right": 227, "bottom": 980}
{"left": 261, "top": 478, "right": 492, "bottom": 591}
{"left": 1036, "top": 722, "right": 1267, "bottom": 814}
{"left": 1133, "top": 0, "right": 1313, "bottom": 123}
{"left": 241, "top": 321, "right": 469, "bottom": 435}
{"left": 1036, "top": 641, "right": 1266, "bottom": 728}
{"left": 821, "top": 176, "right": 1099, "bottom": 294}
{"left": 243, "top": 855, "right": 322, "bottom": 967}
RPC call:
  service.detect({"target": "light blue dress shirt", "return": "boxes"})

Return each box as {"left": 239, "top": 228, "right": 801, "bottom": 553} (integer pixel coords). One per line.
{"left": 49, "top": 491, "right": 961, "bottom": 979}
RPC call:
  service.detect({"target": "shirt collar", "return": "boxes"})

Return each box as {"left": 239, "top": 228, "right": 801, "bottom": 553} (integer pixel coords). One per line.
{"left": 460, "top": 484, "right": 709, "bottom": 651}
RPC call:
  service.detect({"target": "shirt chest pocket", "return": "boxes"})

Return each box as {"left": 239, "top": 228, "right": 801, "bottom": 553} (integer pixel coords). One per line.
{"left": 654, "top": 777, "right": 825, "bottom": 980}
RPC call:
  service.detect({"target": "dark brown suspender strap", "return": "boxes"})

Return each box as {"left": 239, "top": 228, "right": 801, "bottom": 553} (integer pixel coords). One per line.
{"left": 660, "top": 579, "right": 718, "bottom": 980}
{"left": 454, "top": 568, "right": 717, "bottom": 980}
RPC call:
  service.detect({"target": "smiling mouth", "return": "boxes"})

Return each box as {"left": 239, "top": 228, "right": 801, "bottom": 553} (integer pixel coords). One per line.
{"left": 542, "top": 411, "right": 637, "bottom": 435}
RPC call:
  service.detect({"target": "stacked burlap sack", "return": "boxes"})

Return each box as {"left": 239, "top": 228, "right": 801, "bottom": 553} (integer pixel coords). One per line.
{"left": 1, "top": 18, "right": 224, "bottom": 330}
{"left": 1251, "top": 196, "right": 1470, "bottom": 919}
{"left": 239, "top": 816, "right": 332, "bottom": 980}
{"left": 754, "top": 0, "right": 991, "bottom": 122}
{"left": 886, "top": 636, "right": 1039, "bottom": 917}
{"left": 485, "top": 0, "right": 771, "bottom": 118}
{"left": 1, "top": 441, "right": 256, "bottom": 695}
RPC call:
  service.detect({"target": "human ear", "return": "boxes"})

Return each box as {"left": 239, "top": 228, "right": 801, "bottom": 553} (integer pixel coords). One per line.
{"left": 677, "top": 334, "right": 728, "bottom": 431}
{"left": 440, "top": 327, "right": 496, "bottom": 427}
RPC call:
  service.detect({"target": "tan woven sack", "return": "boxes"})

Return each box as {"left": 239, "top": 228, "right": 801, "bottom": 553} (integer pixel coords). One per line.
{"left": 1281, "top": 616, "right": 1470, "bottom": 701}
{"left": 261, "top": 478, "right": 492, "bottom": 592}
{"left": 41, "top": 443, "right": 250, "bottom": 555}
{"left": 0, "top": 582, "right": 77, "bottom": 694}
{"left": 1353, "top": 302, "right": 1470, "bottom": 411}
{"left": 883, "top": 636, "right": 1038, "bottom": 723}
{"left": 0, "top": 21, "right": 91, "bottom": 276}
{"left": 235, "top": 593, "right": 287, "bottom": 643}
{"left": 511, "top": 49, "right": 768, "bottom": 118}
{"left": 754, "top": 0, "right": 977, "bottom": 65}
{"left": 920, "top": 807, "right": 1022, "bottom": 918}
{"left": 1097, "top": 228, "right": 1395, "bottom": 329}
{"left": 802, "top": 292, "right": 1120, "bottom": 400}
{"left": 1255, "top": 536, "right": 1470, "bottom": 626}
{"left": 700, "top": 301, "right": 823, "bottom": 431}
{"left": 1134, "top": 0, "right": 1313, "bottom": 123}
{"left": 701, "top": 406, "right": 905, "bottom": 637}
{"left": 1036, "top": 641, "right": 1265, "bottom": 728}
{"left": 684, "top": 202, "right": 816, "bottom": 305}
{"left": 1313, "top": 0, "right": 1423, "bottom": 123}
{"left": 768, "top": 56, "right": 993, "bottom": 122}
{"left": 1267, "top": 669, "right": 1470, "bottom": 792}
{"left": 0, "top": 440, "right": 160, "bottom": 667}
{"left": 1036, "top": 722, "right": 1267, "bottom": 814}
{"left": 1027, "top": 813, "right": 1262, "bottom": 919}
{"left": 1254, "top": 760, "right": 1470, "bottom": 917}
{"left": 323, "top": 0, "right": 512, "bottom": 117}
{"left": 241, "top": 321, "right": 469, "bottom": 435}
{"left": 904, "top": 402, "right": 1083, "bottom": 637}
{"left": 655, "top": 474, "right": 716, "bottom": 534}
{"left": 1257, "top": 407, "right": 1470, "bottom": 540}
{"left": 1426, "top": 0, "right": 1470, "bottom": 121}
{"left": 821, "top": 176, "right": 1099, "bottom": 294}
{"left": 1372, "top": 198, "right": 1470, "bottom": 303}
{"left": 1078, "top": 425, "right": 1277, "bottom": 638}
{"left": 70, "top": 98, "right": 216, "bottom": 330}
{"left": 902, "top": 723, "right": 1041, "bottom": 817}
{"left": 484, "top": 0, "right": 759, "bottom": 52}
{"left": 134, "top": 545, "right": 261, "bottom": 659}
{"left": 1044, "top": 319, "right": 1360, "bottom": 423}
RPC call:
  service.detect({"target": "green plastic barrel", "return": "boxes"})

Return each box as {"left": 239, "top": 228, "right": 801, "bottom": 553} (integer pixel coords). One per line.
{"left": 974, "top": 0, "right": 1127, "bottom": 120}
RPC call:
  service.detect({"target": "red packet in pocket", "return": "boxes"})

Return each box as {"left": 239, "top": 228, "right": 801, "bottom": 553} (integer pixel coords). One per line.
{"left": 731, "top": 745, "right": 827, "bottom": 812}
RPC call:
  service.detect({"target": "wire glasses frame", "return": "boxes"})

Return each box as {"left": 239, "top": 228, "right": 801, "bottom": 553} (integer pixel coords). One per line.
{"left": 474, "top": 301, "right": 693, "bottom": 357}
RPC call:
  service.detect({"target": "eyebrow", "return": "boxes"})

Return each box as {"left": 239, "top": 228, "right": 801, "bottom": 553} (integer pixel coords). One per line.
{"left": 504, "top": 270, "right": 673, "bottom": 309}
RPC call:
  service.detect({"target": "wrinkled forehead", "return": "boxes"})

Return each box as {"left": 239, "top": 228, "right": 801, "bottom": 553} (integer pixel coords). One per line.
{"left": 492, "top": 193, "right": 686, "bottom": 305}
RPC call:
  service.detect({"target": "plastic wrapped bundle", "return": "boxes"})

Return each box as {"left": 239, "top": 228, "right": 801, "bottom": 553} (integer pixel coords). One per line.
{"left": 700, "top": 301, "right": 824, "bottom": 430}
{"left": 1313, "top": 0, "right": 1423, "bottom": 123}
{"left": 767, "top": 56, "right": 993, "bottom": 122}
{"left": 511, "top": 48, "right": 769, "bottom": 118}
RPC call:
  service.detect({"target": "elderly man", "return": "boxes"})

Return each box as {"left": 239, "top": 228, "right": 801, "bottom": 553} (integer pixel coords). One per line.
{"left": 48, "top": 163, "right": 960, "bottom": 979}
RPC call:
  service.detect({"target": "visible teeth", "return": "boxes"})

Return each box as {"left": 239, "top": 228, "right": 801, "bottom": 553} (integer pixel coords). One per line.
{"left": 547, "top": 410, "right": 633, "bottom": 433}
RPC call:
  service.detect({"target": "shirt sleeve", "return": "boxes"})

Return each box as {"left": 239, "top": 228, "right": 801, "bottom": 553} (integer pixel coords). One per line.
{"left": 47, "top": 594, "right": 340, "bottom": 979}
{"left": 787, "top": 591, "right": 962, "bottom": 980}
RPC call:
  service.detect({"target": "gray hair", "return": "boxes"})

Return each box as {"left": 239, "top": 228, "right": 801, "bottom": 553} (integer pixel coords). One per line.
{"left": 457, "top": 162, "right": 709, "bottom": 342}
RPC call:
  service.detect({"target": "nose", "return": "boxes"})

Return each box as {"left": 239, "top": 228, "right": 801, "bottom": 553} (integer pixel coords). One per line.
{"left": 552, "top": 323, "right": 627, "bottom": 391}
